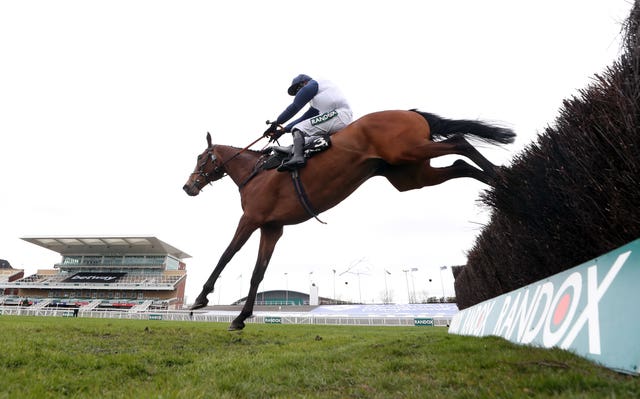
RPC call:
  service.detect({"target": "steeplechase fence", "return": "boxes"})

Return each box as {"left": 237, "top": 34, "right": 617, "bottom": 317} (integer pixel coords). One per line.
{"left": 449, "top": 238, "right": 640, "bottom": 375}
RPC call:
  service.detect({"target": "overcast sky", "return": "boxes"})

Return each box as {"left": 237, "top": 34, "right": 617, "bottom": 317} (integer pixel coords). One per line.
{"left": 0, "top": 1, "right": 633, "bottom": 305}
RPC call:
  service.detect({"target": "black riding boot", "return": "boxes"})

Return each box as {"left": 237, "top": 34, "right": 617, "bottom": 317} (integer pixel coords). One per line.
{"left": 278, "top": 131, "right": 306, "bottom": 171}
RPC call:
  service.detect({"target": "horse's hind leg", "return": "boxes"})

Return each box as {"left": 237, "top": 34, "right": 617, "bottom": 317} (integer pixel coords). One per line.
{"left": 384, "top": 159, "right": 492, "bottom": 191}
{"left": 398, "top": 134, "right": 499, "bottom": 179}
{"left": 435, "top": 135, "right": 499, "bottom": 178}
{"left": 191, "top": 216, "right": 258, "bottom": 310}
{"left": 229, "top": 224, "right": 283, "bottom": 331}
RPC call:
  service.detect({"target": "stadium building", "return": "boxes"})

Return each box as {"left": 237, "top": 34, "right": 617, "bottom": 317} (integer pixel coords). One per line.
{"left": 0, "top": 259, "right": 23, "bottom": 297}
{"left": 0, "top": 236, "right": 190, "bottom": 311}
{"left": 232, "top": 289, "right": 352, "bottom": 306}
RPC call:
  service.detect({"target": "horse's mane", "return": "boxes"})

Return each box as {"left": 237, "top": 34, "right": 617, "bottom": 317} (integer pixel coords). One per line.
{"left": 245, "top": 148, "right": 264, "bottom": 155}
{"left": 219, "top": 144, "right": 264, "bottom": 156}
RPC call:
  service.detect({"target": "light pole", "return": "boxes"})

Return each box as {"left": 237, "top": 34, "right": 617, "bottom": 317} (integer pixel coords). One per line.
{"left": 308, "top": 271, "right": 314, "bottom": 306}
{"left": 344, "top": 281, "right": 349, "bottom": 302}
{"left": 338, "top": 259, "right": 368, "bottom": 303}
{"left": 347, "top": 270, "right": 369, "bottom": 303}
{"left": 410, "top": 267, "right": 418, "bottom": 303}
{"left": 439, "top": 266, "right": 447, "bottom": 301}
{"left": 332, "top": 269, "right": 336, "bottom": 303}
{"left": 402, "top": 269, "right": 411, "bottom": 303}
{"left": 384, "top": 269, "right": 391, "bottom": 304}
{"left": 284, "top": 272, "right": 289, "bottom": 305}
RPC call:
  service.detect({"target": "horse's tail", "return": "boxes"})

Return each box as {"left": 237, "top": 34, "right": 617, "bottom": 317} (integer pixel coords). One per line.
{"left": 411, "top": 109, "right": 516, "bottom": 145}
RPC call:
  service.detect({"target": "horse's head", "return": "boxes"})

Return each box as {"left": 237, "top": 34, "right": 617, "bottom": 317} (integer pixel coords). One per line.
{"left": 183, "top": 132, "right": 226, "bottom": 196}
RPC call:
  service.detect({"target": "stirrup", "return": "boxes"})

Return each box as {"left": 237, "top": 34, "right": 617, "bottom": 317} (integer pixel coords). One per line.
{"left": 277, "top": 158, "right": 306, "bottom": 172}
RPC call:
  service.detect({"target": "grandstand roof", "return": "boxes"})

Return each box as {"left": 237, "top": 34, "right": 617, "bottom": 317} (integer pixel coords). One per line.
{"left": 21, "top": 236, "right": 191, "bottom": 259}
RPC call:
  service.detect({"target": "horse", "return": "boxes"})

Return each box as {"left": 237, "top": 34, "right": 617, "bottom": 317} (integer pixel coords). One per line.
{"left": 183, "top": 109, "right": 515, "bottom": 330}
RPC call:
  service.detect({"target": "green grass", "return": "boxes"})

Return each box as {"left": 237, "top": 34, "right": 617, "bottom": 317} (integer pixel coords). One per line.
{"left": 0, "top": 316, "right": 638, "bottom": 398}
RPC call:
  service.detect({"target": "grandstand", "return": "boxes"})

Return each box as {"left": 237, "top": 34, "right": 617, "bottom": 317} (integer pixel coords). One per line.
{"left": 0, "top": 236, "right": 190, "bottom": 311}
{"left": 0, "top": 259, "right": 23, "bottom": 296}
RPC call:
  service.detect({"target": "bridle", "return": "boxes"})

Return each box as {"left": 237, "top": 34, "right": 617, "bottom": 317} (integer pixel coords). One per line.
{"left": 189, "top": 130, "right": 326, "bottom": 224}
{"left": 195, "top": 147, "right": 225, "bottom": 183}
{"left": 193, "top": 134, "right": 268, "bottom": 187}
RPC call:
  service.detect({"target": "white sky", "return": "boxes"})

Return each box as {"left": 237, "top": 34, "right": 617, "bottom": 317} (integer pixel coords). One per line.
{"left": 0, "top": 1, "right": 633, "bottom": 305}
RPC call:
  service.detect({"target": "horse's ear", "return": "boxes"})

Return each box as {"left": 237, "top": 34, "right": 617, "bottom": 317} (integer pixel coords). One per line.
{"left": 206, "top": 132, "right": 212, "bottom": 148}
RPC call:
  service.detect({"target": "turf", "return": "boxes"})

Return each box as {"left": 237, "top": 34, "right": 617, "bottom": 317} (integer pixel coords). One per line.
{"left": 0, "top": 316, "right": 638, "bottom": 398}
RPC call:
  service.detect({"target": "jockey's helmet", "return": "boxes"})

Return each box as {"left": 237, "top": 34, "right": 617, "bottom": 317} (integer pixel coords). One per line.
{"left": 287, "top": 74, "right": 312, "bottom": 96}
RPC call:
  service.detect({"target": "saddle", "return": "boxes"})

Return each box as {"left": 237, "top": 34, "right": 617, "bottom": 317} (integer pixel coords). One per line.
{"left": 260, "top": 134, "right": 331, "bottom": 170}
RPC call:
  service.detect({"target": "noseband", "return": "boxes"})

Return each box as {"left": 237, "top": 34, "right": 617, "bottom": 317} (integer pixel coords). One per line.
{"left": 194, "top": 148, "right": 226, "bottom": 185}
{"left": 193, "top": 135, "right": 266, "bottom": 188}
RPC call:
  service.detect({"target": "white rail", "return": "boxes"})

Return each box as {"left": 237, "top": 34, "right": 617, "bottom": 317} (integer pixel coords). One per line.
{"left": 0, "top": 306, "right": 451, "bottom": 326}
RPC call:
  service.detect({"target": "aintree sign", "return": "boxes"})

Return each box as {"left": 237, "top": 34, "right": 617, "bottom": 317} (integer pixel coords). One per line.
{"left": 63, "top": 272, "right": 126, "bottom": 283}
{"left": 449, "top": 239, "right": 640, "bottom": 375}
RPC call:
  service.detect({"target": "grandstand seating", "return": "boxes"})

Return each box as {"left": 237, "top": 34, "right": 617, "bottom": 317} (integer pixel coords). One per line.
{"left": 129, "top": 300, "right": 154, "bottom": 312}
{"left": 83, "top": 300, "right": 104, "bottom": 311}
{"left": 11, "top": 273, "right": 184, "bottom": 288}
{"left": 0, "top": 296, "right": 32, "bottom": 306}
{"left": 6, "top": 236, "right": 190, "bottom": 310}
{"left": 0, "top": 270, "right": 15, "bottom": 283}
{"left": 30, "top": 298, "right": 53, "bottom": 310}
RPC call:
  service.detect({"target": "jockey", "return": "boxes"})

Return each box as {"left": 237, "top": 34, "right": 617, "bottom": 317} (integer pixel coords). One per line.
{"left": 265, "top": 74, "right": 353, "bottom": 171}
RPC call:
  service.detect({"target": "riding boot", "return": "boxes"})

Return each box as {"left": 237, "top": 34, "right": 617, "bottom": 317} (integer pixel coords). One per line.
{"left": 278, "top": 131, "right": 306, "bottom": 171}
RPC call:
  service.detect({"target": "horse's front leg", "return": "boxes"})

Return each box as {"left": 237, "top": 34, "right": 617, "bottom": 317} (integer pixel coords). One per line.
{"left": 229, "top": 224, "right": 283, "bottom": 331}
{"left": 191, "top": 216, "right": 258, "bottom": 310}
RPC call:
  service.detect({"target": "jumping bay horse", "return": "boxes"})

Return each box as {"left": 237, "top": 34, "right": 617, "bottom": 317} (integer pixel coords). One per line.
{"left": 183, "top": 109, "right": 515, "bottom": 330}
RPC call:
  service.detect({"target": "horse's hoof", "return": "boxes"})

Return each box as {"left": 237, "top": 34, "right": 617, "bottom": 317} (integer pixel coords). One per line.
{"left": 228, "top": 321, "right": 245, "bottom": 331}
{"left": 190, "top": 300, "right": 208, "bottom": 310}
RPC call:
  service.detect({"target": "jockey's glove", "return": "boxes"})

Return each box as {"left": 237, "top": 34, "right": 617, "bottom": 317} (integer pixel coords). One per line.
{"left": 263, "top": 122, "right": 279, "bottom": 137}
{"left": 268, "top": 130, "right": 285, "bottom": 143}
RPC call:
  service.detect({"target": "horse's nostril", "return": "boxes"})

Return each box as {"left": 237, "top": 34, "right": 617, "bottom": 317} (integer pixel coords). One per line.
{"left": 183, "top": 184, "right": 199, "bottom": 196}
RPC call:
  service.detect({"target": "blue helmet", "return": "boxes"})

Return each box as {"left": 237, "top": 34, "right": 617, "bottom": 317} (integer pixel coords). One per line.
{"left": 287, "top": 74, "right": 312, "bottom": 96}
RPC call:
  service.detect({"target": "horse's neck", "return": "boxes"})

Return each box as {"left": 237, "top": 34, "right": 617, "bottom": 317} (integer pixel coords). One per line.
{"left": 217, "top": 146, "right": 260, "bottom": 187}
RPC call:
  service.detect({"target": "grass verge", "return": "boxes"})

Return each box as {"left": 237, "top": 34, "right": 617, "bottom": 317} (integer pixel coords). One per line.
{"left": 0, "top": 315, "right": 638, "bottom": 398}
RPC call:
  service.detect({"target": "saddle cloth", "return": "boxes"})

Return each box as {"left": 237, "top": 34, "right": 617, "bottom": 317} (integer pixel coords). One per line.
{"left": 261, "top": 134, "right": 331, "bottom": 170}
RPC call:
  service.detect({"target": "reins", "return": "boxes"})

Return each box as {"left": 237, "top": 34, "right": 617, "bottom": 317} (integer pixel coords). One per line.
{"left": 204, "top": 131, "right": 328, "bottom": 224}
{"left": 213, "top": 134, "right": 266, "bottom": 175}
{"left": 211, "top": 121, "right": 283, "bottom": 175}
